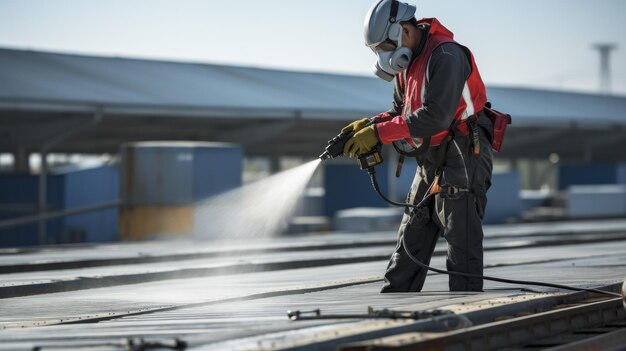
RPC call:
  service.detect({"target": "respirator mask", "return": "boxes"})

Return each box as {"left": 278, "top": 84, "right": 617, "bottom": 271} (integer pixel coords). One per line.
{"left": 364, "top": 0, "right": 416, "bottom": 82}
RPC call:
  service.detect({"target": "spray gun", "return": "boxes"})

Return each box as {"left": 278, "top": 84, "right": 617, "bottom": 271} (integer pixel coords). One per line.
{"left": 319, "top": 127, "right": 413, "bottom": 209}
{"left": 318, "top": 126, "right": 384, "bottom": 171}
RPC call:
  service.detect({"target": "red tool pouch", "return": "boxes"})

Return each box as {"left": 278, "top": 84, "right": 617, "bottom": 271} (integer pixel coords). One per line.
{"left": 484, "top": 105, "right": 512, "bottom": 152}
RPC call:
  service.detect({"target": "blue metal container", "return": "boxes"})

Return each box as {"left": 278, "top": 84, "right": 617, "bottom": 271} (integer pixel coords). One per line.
{"left": 62, "top": 166, "right": 120, "bottom": 243}
{"left": 120, "top": 142, "right": 243, "bottom": 240}
{"left": 122, "top": 142, "right": 242, "bottom": 205}
{"left": 0, "top": 174, "right": 64, "bottom": 246}
{"left": 192, "top": 145, "right": 243, "bottom": 201}
{"left": 323, "top": 161, "right": 389, "bottom": 217}
{"left": 484, "top": 171, "right": 523, "bottom": 224}
{"left": 559, "top": 163, "right": 626, "bottom": 189}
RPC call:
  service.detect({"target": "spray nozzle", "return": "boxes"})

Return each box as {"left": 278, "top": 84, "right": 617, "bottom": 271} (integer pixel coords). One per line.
{"left": 318, "top": 150, "right": 331, "bottom": 160}
{"left": 320, "top": 121, "right": 381, "bottom": 161}
{"left": 319, "top": 127, "right": 384, "bottom": 175}
{"left": 319, "top": 131, "right": 354, "bottom": 161}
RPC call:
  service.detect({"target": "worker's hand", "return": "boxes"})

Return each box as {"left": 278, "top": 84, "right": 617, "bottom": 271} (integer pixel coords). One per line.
{"left": 341, "top": 118, "right": 370, "bottom": 134}
{"left": 344, "top": 125, "right": 379, "bottom": 158}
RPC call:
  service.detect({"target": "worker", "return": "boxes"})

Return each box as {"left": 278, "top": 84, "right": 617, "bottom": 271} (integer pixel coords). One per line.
{"left": 342, "top": 0, "right": 494, "bottom": 292}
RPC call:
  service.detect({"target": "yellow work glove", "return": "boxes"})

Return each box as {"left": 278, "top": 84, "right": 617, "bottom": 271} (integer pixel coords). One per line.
{"left": 341, "top": 117, "right": 370, "bottom": 134}
{"left": 343, "top": 125, "right": 379, "bottom": 158}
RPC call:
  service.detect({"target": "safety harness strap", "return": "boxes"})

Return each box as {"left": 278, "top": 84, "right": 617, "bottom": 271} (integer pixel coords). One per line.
{"left": 430, "top": 112, "right": 482, "bottom": 195}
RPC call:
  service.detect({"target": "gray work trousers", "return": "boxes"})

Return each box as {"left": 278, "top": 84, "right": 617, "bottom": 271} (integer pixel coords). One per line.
{"left": 381, "top": 120, "right": 493, "bottom": 292}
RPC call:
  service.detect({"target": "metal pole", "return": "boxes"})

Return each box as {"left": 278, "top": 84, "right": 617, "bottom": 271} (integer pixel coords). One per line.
{"left": 592, "top": 43, "right": 617, "bottom": 94}
{"left": 583, "top": 143, "right": 592, "bottom": 163}
{"left": 1, "top": 201, "right": 122, "bottom": 230}
{"left": 14, "top": 146, "right": 29, "bottom": 173}
{"left": 37, "top": 151, "right": 48, "bottom": 244}
{"left": 269, "top": 156, "right": 281, "bottom": 174}
{"left": 37, "top": 109, "right": 103, "bottom": 245}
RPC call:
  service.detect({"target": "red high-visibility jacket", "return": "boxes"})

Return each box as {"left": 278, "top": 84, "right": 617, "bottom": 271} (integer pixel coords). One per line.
{"left": 372, "top": 18, "right": 488, "bottom": 150}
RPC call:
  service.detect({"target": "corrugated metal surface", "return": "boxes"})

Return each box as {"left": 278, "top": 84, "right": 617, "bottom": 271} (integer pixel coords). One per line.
{"left": 0, "top": 220, "right": 624, "bottom": 350}
{"left": 0, "top": 48, "right": 391, "bottom": 117}
{"left": 1, "top": 48, "right": 626, "bottom": 126}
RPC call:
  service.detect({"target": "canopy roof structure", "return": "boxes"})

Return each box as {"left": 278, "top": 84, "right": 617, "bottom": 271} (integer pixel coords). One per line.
{"left": 1, "top": 48, "right": 626, "bottom": 162}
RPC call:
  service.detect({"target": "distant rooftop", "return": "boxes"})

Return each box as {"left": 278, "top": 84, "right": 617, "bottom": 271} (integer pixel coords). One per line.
{"left": 1, "top": 47, "right": 625, "bottom": 127}
{"left": 1, "top": 48, "right": 625, "bottom": 161}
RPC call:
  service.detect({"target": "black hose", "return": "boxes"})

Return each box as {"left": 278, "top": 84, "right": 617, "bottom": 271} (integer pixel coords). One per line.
{"left": 400, "top": 234, "right": 620, "bottom": 297}
{"left": 368, "top": 169, "right": 433, "bottom": 209}
{"left": 367, "top": 168, "right": 621, "bottom": 298}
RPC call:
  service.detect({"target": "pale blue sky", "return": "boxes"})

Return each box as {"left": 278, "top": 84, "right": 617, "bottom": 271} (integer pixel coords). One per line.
{"left": 1, "top": 0, "right": 625, "bottom": 94}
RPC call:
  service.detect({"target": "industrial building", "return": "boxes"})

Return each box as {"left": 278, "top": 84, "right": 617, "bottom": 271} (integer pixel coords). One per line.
{"left": 2, "top": 48, "right": 626, "bottom": 245}
{"left": 0, "top": 48, "right": 625, "bottom": 350}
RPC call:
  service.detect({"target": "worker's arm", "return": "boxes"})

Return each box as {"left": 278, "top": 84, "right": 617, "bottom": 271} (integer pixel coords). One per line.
{"left": 375, "top": 43, "right": 472, "bottom": 143}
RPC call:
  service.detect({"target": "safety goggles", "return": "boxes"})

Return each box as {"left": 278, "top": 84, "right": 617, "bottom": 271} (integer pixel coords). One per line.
{"left": 371, "top": 38, "right": 398, "bottom": 52}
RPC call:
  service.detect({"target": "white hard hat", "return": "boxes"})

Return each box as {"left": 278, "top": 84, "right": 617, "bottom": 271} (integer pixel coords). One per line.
{"left": 364, "top": 0, "right": 417, "bottom": 81}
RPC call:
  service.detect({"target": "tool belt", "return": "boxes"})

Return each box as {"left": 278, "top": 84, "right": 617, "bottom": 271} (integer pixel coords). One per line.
{"left": 391, "top": 113, "right": 479, "bottom": 158}
{"left": 453, "top": 102, "right": 513, "bottom": 157}
{"left": 395, "top": 102, "right": 512, "bottom": 191}
{"left": 439, "top": 185, "right": 473, "bottom": 196}
{"left": 392, "top": 102, "right": 512, "bottom": 158}
{"left": 483, "top": 102, "right": 512, "bottom": 153}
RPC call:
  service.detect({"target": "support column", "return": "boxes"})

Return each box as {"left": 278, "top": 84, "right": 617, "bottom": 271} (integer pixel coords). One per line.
{"left": 526, "top": 159, "right": 535, "bottom": 189}
{"left": 583, "top": 143, "right": 593, "bottom": 163}
{"left": 38, "top": 151, "right": 48, "bottom": 244}
{"left": 510, "top": 158, "right": 519, "bottom": 172}
{"left": 37, "top": 109, "right": 104, "bottom": 245}
{"left": 269, "top": 156, "right": 281, "bottom": 174}
{"left": 14, "top": 146, "right": 29, "bottom": 174}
